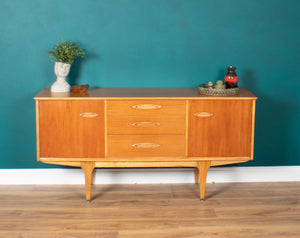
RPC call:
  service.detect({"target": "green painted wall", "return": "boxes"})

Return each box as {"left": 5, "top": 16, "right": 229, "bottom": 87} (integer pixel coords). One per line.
{"left": 0, "top": 0, "right": 299, "bottom": 168}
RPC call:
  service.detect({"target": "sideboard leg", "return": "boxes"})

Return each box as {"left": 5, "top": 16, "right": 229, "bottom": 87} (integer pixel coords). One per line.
{"left": 197, "top": 161, "right": 211, "bottom": 200}
{"left": 91, "top": 169, "right": 96, "bottom": 185}
{"left": 81, "top": 162, "right": 95, "bottom": 201}
{"left": 194, "top": 167, "right": 199, "bottom": 184}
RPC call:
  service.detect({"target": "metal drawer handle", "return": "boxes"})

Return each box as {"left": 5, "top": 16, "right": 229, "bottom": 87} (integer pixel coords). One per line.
{"left": 132, "top": 104, "right": 162, "bottom": 110}
{"left": 80, "top": 112, "right": 99, "bottom": 118}
{"left": 131, "top": 122, "right": 161, "bottom": 127}
{"left": 194, "top": 112, "right": 213, "bottom": 117}
{"left": 132, "top": 143, "right": 161, "bottom": 148}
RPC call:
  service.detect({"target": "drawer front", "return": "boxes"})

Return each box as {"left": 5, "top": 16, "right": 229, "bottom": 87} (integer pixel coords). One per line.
{"left": 107, "top": 100, "right": 186, "bottom": 115}
{"left": 107, "top": 115, "right": 186, "bottom": 134}
{"left": 107, "top": 135, "right": 186, "bottom": 157}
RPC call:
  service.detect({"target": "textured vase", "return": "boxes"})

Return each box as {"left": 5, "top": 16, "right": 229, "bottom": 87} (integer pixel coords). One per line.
{"left": 51, "top": 62, "right": 71, "bottom": 92}
{"left": 224, "top": 66, "right": 238, "bottom": 88}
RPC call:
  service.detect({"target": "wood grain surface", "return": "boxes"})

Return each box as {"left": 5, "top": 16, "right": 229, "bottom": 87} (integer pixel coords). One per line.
{"left": 188, "top": 100, "right": 253, "bottom": 157}
{"left": 0, "top": 182, "right": 299, "bottom": 238}
{"left": 107, "top": 114, "right": 186, "bottom": 134}
{"left": 39, "top": 100, "right": 105, "bottom": 158}
{"left": 107, "top": 135, "right": 186, "bottom": 157}
{"left": 107, "top": 100, "right": 186, "bottom": 115}
{"left": 34, "top": 88, "right": 257, "bottom": 100}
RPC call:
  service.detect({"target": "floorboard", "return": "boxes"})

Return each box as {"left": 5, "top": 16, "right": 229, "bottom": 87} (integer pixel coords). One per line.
{"left": 0, "top": 182, "right": 299, "bottom": 238}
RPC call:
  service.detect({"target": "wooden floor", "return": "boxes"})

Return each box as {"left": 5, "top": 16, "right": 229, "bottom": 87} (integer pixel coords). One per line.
{"left": 0, "top": 182, "right": 299, "bottom": 238}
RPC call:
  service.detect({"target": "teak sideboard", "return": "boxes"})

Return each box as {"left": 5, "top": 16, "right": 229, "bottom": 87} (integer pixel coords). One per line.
{"left": 34, "top": 88, "right": 257, "bottom": 201}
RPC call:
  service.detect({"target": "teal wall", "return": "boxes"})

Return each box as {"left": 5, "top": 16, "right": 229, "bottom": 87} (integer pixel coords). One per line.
{"left": 1, "top": 0, "right": 299, "bottom": 168}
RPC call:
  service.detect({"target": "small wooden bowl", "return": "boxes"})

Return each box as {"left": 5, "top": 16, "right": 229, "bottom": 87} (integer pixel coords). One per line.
{"left": 71, "top": 84, "right": 89, "bottom": 93}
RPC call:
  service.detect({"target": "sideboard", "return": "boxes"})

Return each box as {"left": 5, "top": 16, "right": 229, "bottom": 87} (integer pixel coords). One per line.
{"left": 34, "top": 88, "right": 257, "bottom": 201}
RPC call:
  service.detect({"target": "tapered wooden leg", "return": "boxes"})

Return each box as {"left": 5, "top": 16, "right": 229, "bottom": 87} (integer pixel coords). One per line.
{"left": 194, "top": 167, "right": 199, "bottom": 184}
{"left": 91, "top": 169, "right": 96, "bottom": 185}
{"left": 81, "top": 162, "right": 95, "bottom": 201}
{"left": 197, "top": 161, "right": 211, "bottom": 200}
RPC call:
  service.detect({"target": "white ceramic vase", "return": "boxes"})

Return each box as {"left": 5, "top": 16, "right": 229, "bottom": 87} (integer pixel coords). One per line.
{"left": 51, "top": 62, "right": 71, "bottom": 92}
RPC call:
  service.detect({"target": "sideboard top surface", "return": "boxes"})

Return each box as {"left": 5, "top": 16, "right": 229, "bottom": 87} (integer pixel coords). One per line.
{"left": 34, "top": 88, "right": 257, "bottom": 100}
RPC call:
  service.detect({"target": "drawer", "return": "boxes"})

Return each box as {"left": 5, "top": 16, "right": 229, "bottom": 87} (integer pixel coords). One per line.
{"left": 107, "top": 115, "right": 186, "bottom": 134}
{"left": 107, "top": 100, "right": 186, "bottom": 115}
{"left": 107, "top": 135, "right": 186, "bottom": 157}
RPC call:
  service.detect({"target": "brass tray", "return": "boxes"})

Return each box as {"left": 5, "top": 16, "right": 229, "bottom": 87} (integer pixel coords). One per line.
{"left": 198, "top": 85, "right": 239, "bottom": 96}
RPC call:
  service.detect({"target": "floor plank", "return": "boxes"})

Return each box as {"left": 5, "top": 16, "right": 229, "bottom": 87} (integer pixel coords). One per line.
{"left": 0, "top": 182, "right": 299, "bottom": 238}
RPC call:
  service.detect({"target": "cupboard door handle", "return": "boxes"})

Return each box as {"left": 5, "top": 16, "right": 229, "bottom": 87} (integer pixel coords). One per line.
{"left": 131, "top": 122, "right": 161, "bottom": 127}
{"left": 194, "top": 112, "right": 213, "bottom": 117}
{"left": 80, "top": 112, "right": 99, "bottom": 118}
{"left": 132, "top": 104, "right": 162, "bottom": 110}
{"left": 132, "top": 143, "right": 161, "bottom": 148}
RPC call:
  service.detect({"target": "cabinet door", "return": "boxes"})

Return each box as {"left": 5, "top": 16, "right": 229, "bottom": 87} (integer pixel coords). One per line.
{"left": 39, "top": 100, "right": 105, "bottom": 158}
{"left": 188, "top": 100, "right": 253, "bottom": 157}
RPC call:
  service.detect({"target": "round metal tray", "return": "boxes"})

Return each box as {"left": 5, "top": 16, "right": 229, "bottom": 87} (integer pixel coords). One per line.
{"left": 198, "top": 85, "right": 239, "bottom": 96}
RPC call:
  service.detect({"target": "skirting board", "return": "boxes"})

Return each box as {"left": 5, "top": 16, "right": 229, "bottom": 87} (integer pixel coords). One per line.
{"left": 0, "top": 166, "right": 300, "bottom": 185}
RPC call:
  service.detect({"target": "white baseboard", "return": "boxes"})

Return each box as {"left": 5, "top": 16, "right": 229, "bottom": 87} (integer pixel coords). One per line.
{"left": 0, "top": 166, "right": 299, "bottom": 185}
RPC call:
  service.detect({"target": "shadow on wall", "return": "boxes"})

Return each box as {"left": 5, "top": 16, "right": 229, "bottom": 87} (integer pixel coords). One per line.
{"left": 241, "top": 69, "right": 291, "bottom": 166}
{"left": 68, "top": 59, "right": 85, "bottom": 86}
{"left": 215, "top": 68, "right": 227, "bottom": 83}
{"left": 68, "top": 49, "right": 100, "bottom": 86}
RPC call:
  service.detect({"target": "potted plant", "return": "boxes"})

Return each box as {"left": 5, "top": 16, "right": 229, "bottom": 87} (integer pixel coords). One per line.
{"left": 48, "top": 40, "right": 86, "bottom": 92}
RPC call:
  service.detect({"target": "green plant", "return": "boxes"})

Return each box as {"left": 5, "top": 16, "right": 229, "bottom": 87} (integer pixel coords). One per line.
{"left": 47, "top": 40, "right": 86, "bottom": 64}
